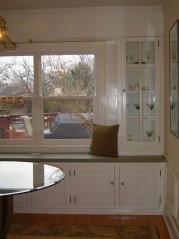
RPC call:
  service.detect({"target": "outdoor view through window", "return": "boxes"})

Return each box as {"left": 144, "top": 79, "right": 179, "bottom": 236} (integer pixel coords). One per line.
{"left": 0, "top": 54, "right": 95, "bottom": 141}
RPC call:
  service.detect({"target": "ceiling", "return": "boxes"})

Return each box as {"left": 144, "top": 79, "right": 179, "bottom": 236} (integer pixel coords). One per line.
{"left": 0, "top": 0, "right": 164, "bottom": 11}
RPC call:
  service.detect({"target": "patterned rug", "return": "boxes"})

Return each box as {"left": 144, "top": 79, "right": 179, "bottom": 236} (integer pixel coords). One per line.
{"left": 7, "top": 222, "right": 160, "bottom": 239}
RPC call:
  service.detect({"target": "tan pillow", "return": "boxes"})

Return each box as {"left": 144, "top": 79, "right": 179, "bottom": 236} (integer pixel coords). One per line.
{"left": 90, "top": 124, "right": 119, "bottom": 157}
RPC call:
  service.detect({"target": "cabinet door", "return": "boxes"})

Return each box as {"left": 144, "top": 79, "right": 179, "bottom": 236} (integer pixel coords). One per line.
{"left": 122, "top": 37, "right": 162, "bottom": 148}
{"left": 31, "top": 164, "right": 71, "bottom": 209}
{"left": 14, "top": 194, "right": 29, "bottom": 208}
{"left": 169, "top": 20, "right": 179, "bottom": 137}
{"left": 73, "top": 165, "right": 115, "bottom": 209}
{"left": 120, "top": 164, "right": 161, "bottom": 212}
{"left": 166, "top": 167, "right": 176, "bottom": 215}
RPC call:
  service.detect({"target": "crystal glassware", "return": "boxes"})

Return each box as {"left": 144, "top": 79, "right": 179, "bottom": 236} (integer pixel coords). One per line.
{"left": 172, "top": 49, "right": 177, "bottom": 63}
{"left": 129, "top": 54, "right": 135, "bottom": 64}
{"left": 146, "top": 50, "right": 151, "bottom": 63}
{"left": 146, "top": 102, "right": 154, "bottom": 110}
{"left": 145, "top": 130, "right": 154, "bottom": 141}
{"left": 170, "top": 102, "right": 176, "bottom": 110}
{"left": 133, "top": 102, "right": 140, "bottom": 110}
{"left": 127, "top": 134, "right": 132, "bottom": 141}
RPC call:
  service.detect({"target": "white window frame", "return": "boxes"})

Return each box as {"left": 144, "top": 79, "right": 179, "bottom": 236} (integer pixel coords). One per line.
{"left": 0, "top": 42, "right": 106, "bottom": 153}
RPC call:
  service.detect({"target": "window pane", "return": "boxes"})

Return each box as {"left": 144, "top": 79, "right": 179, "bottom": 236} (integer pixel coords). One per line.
{"left": 0, "top": 56, "right": 34, "bottom": 97}
{"left": 43, "top": 99, "right": 93, "bottom": 139}
{"left": 0, "top": 56, "right": 34, "bottom": 141}
{"left": 41, "top": 55, "right": 95, "bottom": 96}
{"left": 0, "top": 97, "right": 32, "bottom": 140}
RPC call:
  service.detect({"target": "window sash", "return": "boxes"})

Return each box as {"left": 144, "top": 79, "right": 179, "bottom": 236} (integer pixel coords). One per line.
{"left": 0, "top": 42, "right": 106, "bottom": 152}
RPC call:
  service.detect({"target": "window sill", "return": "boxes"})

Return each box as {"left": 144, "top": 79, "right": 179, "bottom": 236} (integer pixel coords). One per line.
{"left": 0, "top": 153, "right": 166, "bottom": 163}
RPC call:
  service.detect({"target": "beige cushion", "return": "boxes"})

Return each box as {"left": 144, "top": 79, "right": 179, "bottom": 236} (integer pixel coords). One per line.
{"left": 90, "top": 124, "right": 119, "bottom": 157}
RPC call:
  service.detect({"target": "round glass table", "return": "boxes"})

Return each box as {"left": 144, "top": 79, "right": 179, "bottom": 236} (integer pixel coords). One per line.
{"left": 0, "top": 161, "right": 65, "bottom": 239}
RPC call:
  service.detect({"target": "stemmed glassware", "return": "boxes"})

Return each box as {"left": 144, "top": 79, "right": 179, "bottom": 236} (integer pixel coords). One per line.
{"left": 133, "top": 102, "right": 140, "bottom": 110}
{"left": 127, "top": 134, "right": 132, "bottom": 141}
{"left": 172, "top": 130, "right": 178, "bottom": 137}
{"left": 170, "top": 102, "right": 176, "bottom": 110}
{"left": 172, "top": 49, "right": 177, "bottom": 63}
{"left": 146, "top": 50, "right": 151, "bottom": 63}
{"left": 129, "top": 54, "right": 135, "bottom": 64}
{"left": 145, "top": 130, "right": 154, "bottom": 141}
{"left": 146, "top": 102, "right": 155, "bottom": 110}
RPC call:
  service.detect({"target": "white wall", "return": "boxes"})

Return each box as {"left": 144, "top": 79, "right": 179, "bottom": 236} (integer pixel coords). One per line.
{"left": 0, "top": 6, "right": 163, "bottom": 43}
{"left": 163, "top": 0, "right": 179, "bottom": 166}
{"left": 0, "top": 6, "right": 164, "bottom": 155}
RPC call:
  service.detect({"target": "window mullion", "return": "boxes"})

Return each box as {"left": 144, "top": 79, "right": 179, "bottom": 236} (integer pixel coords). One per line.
{"left": 32, "top": 54, "right": 44, "bottom": 142}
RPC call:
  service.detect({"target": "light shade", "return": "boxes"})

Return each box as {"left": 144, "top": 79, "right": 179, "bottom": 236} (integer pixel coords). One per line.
{"left": 0, "top": 16, "right": 16, "bottom": 52}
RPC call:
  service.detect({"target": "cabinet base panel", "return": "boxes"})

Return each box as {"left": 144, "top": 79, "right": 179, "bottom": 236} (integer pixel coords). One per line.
{"left": 13, "top": 207, "right": 163, "bottom": 215}
{"left": 163, "top": 204, "right": 179, "bottom": 239}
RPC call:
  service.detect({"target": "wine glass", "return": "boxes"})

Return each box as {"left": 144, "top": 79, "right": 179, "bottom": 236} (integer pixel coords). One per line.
{"left": 145, "top": 130, "right": 154, "bottom": 141}
{"left": 170, "top": 102, "right": 176, "bottom": 110}
{"left": 146, "top": 102, "right": 155, "bottom": 110}
{"left": 146, "top": 50, "right": 151, "bottom": 63}
{"left": 133, "top": 102, "right": 140, "bottom": 110}
{"left": 172, "top": 50, "right": 177, "bottom": 63}
{"left": 127, "top": 134, "right": 132, "bottom": 141}
{"left": 172, "top": 130, "right": 178, "bottom": 137}
{"left": 129, "top": 54, "right": 135, "bottom": 64}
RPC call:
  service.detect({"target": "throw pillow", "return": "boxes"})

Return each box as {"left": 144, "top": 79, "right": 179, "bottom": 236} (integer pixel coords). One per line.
{"left": 90, "top": 124, "right": 119, "bottom": 157}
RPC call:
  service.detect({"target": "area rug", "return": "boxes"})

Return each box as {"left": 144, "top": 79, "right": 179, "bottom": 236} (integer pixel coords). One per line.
{"left": 7, "top": 222, "right": 160, "bottom": 239}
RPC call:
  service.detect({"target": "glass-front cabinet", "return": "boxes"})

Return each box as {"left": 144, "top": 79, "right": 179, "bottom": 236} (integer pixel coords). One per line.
{"left": 122, "top": 37, "right": 161, "bottom": 146}
{"left": 169, "top": 20, "right": 179, "bottom": 138}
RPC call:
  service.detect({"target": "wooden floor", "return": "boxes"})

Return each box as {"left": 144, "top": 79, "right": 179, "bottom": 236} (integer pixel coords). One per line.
{"left": 12, "top": 213, "right": 171, "bottom": 239}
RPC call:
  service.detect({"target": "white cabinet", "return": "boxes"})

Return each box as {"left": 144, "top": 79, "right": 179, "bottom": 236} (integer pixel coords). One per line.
{"left": 166, "top": 166, "right": 175, "bottom": 214}
{"left": 164, "top": 163, "right": 179, "bottom": 238}
{"left": 73, "top": 165, "right": 115, "bottom": 209}
{"left": 14, "top": 161, "right": 165, "bottom": 215}
{"left": 170, "top": 62, "right": 179, "bottom": 137}
{"left": 14, "top": 163, "right": 115, "bottom": 213}
{"left": 120, "top": 164, "right": 163, "bottom": 214}
{"left": 14, "top": 194, "right": 29, "bottom": 208}
{"left": 169, "top": 20, "right": 179, "bottom": 137}
{"left": 122, "top": 37, "right": 163, "bottom": 155}
{"left": 14, "top": 164, "right": 71, "bottom": 212}
{"left": 31, "top": 164, "right": 71, "bottom": 210}
{"left": 174, "top": 178, "right": 179, "bottom": 226}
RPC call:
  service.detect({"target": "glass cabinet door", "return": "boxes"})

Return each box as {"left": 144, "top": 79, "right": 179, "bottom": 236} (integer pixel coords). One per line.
{"left": 169, "top": 20, "right": 179, "bottom": 137}
{"left": 124, "top": 39, "right": 157, "bottom": 142}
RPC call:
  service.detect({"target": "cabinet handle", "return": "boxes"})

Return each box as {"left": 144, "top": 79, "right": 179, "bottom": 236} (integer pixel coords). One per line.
{"left": 123, "top": 89, "right": 126, "bottom": 92}
{"left": 111, "top": 182, "right": 114, "bottom": 185}
{"left": 121, "top": 182, "right": 124, "bottom": 185}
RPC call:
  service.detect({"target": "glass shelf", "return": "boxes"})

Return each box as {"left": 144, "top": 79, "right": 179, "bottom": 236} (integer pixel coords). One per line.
{"left": 170, "top": 91, "right": 178, "bottom": 116}
{"left": 126, "top": 118, "right": 155, "bottom": 141}
{"left": 124, "top": 39, "right": 156, "bottom": 142}
{"left": 170, "top": 20, "right": 179, "bottom": 137}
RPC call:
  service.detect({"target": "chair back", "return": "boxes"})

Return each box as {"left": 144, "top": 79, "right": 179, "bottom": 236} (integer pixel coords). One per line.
{"left": 21, "top": 116, "right": 33, "bottom": 138}
{"left": 0, "top": 128, "right": 4, "bottom": 139}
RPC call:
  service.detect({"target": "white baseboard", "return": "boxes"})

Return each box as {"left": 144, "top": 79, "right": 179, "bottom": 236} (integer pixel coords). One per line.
{"left": 163, "top": 204, "right": 179, "bottom": 239}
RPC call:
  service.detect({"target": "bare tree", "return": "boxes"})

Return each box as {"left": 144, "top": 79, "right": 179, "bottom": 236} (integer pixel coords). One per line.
{"left": 0, "top": 56, "right": 34, "bottom": 97}
{"left": 41, "top": 55, "right": 95, "bottom": 97}
{"left": 0, "top": 54, "right": 94, "bottom": 136}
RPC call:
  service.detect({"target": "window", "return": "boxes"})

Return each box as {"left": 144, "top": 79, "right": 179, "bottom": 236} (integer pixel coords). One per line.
{"left": 0, "top": 43, "right": 99, "bottom": 152}
{"left": 0, "top": 42, "right": 116, "bottom": 153}
{"left": 0, "top": 55, "right": 95, "bottom": 138}
{"left": 0, "top": 56, "right": 33, "bottom": 140}
{"left": 41, "top": 55, "right": 94, "bottom": 140}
